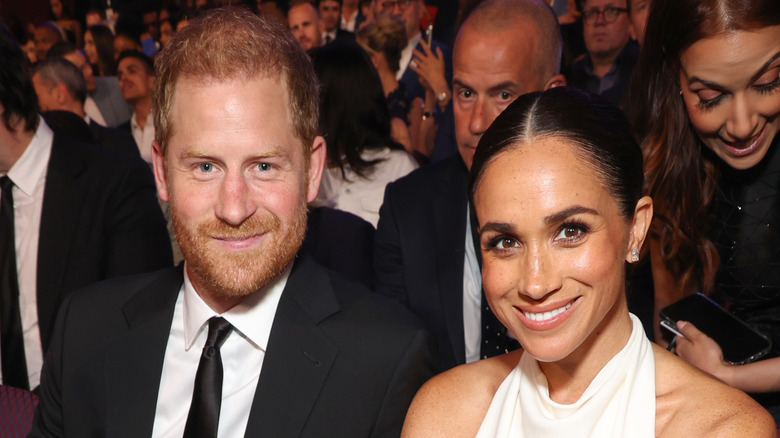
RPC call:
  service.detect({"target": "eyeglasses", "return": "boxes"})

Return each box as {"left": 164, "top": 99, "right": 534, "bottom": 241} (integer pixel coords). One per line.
{"left": 582, "top": 6, "right": 628, "bottom": 23}
{"left": 380, "top": 0, "right": 412, "bottom": 13}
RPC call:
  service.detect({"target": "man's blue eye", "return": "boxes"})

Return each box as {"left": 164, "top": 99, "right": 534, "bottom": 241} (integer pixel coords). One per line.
{"left": 199, "top": 163, "right": 213, "bottom": 172}
{"left": 258, "top": 163, "right": 272, "bottom": 171}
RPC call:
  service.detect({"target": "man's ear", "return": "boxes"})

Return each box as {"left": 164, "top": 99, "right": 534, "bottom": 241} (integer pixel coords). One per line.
{"left": 54, "top": 83, "right": 68, "bottom": 105}
{"left": 151, "top": 140, "right": 170, "bottom": 202}
{"left": 625, "top": 195, "right": 653, "bottom": 263}
{"left": 543, "top": 74, "right": 567, "bottom": 90}
{"left": 306, "top": 136, "right": 326, "bottom": 203}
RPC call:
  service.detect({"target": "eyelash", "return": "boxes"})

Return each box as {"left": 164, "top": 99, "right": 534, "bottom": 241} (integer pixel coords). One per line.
{"left": 755, "top": 75, "right": 780, "bottom": 94}
{"left": 695, "top": 74, "right": 780, "bottom": 110}
{"left": 554, "top": 220, "right": 590, "bottom": 244}
{"left": 483, "top": 220, "right": 591, "bottom": 252}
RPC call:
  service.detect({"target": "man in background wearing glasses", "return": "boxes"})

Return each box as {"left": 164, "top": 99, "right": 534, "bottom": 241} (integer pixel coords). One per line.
{"left": 569, "top": 0, "right": 639, "bottom": 106}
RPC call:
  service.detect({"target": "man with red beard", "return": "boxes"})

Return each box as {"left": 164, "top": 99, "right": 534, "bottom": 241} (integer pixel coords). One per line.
{"left": 31, "top": 7, "right": 436, "bottom": 437}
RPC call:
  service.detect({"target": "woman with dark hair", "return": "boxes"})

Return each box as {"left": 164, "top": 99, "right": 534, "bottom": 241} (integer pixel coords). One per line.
{"left": 49, "top": 0, "right": 81, "bottom": 46}
{"left": 401, "top": 87, "right": 773, "bottom": 437}
{"left": 310, "top": 42, "right": 417, "bottom": 227}
{"left": 629, "top": 0, "right": 780, "bottom": 419}
{"left": 84, "top": 25, "right": 116, "bottom": 76}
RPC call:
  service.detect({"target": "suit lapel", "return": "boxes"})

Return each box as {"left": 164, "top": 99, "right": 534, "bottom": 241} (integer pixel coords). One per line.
{"left": 36, "top": 132, "right": 88, "bottom": 349}
{"left": 104, "top": 267, "right": 183, "bottom": 437}
{"left": 244, "top": 255, "right": 340, "bottom": 437}
{"left": 434, "top": 157, "right": 469, "bottom": 364}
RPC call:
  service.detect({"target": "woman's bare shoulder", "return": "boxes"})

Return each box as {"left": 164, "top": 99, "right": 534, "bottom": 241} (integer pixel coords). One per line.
{"left": 401, "top": 350, "right": 522, "bottom": 438}
{"left": 653, "top": 344, "right": 775, "bottom": 437}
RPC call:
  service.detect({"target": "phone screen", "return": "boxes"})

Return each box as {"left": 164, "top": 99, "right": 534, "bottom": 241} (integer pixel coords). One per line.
{"left": 660, "top": 293, "right": 772, "bottom": 364}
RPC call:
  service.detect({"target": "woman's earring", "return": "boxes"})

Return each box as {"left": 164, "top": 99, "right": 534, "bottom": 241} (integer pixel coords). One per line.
{"left": 631, "top": 249, "right": 639, "bottom": 263}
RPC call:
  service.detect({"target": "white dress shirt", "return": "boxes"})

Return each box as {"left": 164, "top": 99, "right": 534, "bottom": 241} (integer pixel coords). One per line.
{"left": 151, "top": 262, "right": 291, "bottom": 437}
{"left": 396, "top": 32, "right": 422, "bottom": 81}
{"left": 315, "top": 147, "right": 418, "bottom": 227}
{"left": 322, "top": 29, "right": 337, "bottom": 44}
{"left": 463, "top": 204, "right": 482, "bottom": 364}
{"left": 130, "top": 111, "right": 155, "bottom": 163}
{"left": 83, "top": 96, "right": 107, "bottom": 127}
{"left": 340, "top": 9, "right": 358, "bottom": 32}
{"left": 1, "top": 118, "right": 53, "bottom": 389}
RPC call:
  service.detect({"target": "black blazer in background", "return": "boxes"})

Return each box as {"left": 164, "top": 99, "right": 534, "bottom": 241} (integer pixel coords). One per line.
{"left": 374, "top": 155, "right": 468, "bottom": 372}
{"left": 30, "top": 254, "right": 437, "bottom": 437}
{"left": 88, "top": 119, "right": 140, "bottom": 157}
{"left": 302, "top": 206, "right": 374, "bottom": 289}
{"left": 35, "top": 130, "right": 173, "bottom": 353}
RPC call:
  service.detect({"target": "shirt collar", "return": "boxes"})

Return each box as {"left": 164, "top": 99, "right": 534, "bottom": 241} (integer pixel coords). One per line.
{"left": 182, "top": 261, "right": 293, "bottom": 352}
{"left": 7, "top": 117, "right": 53, "bottom": 197}
{"left": 130, "top": 111, "right": 153, "bottom": 129}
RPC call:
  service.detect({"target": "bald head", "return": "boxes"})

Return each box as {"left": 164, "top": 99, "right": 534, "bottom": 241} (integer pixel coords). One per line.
{"left": 460, "top": 0, "right": 562, "bottom": 82}
{"left": 452, "top": 0, "right": 564, "bottom": 170}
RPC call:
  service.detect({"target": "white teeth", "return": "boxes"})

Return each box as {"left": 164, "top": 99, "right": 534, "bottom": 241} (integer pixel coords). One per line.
{"left": 523, "top": 302, "right": 572, "bottom": 321}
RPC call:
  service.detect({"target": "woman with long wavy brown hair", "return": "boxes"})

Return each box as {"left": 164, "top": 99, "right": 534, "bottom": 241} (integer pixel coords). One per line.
{"left": 630, "top": 0, "right": 780, "bottom": 423}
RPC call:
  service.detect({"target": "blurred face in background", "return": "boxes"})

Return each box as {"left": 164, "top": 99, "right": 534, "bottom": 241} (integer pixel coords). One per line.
{"left": 50, "top": 0, "right": 63, "bottom": 19}
{"left": 86, "top": 11, "right": 103, "bottom": 26}
{"left": 319, "top": 0, "right": 341, "bottom": 33}
{"left": 581, "top": 0, "right": 631, "bottom": 61}
{"left": 84, "top": 30, "right": 98, "bottom": 64}
{"left": 628, "top": 0, "right": 650, "bottom": 48}
{"left": 288, "top": 3, "right": 322, "bottom": 51}
{"left": 159, "top": 20, "right": 174, "bottom": 48}
{"left": 117, "top": 56, "right": 154, "bottom": 104}
{"left": 63, "top": 50, "right": 97, "bottom": 92}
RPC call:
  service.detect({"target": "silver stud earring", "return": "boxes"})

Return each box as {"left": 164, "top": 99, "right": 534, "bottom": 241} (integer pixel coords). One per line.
{"left": 631, "top": 249, "right": 639, "bottom": 263}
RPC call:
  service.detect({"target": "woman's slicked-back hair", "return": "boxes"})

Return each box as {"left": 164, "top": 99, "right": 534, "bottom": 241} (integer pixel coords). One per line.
{"left": 629, "top": 0, "right": 780, "bottom": 293}
{"left": 469, "top": 87, "right": 643, "bottom": 221}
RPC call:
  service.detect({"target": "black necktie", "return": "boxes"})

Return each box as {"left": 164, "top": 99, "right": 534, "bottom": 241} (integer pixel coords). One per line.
{"left": 0, "top": 176, "right": 28, "bottom": 390}
{"left": 325, "top": 34, "right": 332, "bottom": 44}
{"left": 469, "top": 203, "right": 520, "bottom": 359}
{"left": 183, "top": 317, "right": 233, "bottom": 438}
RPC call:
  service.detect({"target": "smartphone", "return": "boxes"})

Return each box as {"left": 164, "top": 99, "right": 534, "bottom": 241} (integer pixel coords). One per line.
{"left": 425, "top": 23, "right": 433, "bottom": 47}
{"left": 660, "top": 293, "right": 772, "bottom": 364}
{"left": 659, "top": 319, "right": 684, "bottom": 338}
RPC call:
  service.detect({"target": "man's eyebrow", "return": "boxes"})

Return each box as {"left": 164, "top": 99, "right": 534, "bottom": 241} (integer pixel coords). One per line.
{"left": 486, "top": 81, "right": 520, "bottom": 94}
{"left": 452, "top": 78, "right": 472, "bottom": 89}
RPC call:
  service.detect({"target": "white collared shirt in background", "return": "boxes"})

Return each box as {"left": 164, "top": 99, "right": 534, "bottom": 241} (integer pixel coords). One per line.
{"left": 130, "top": 111, "right": 155, "bottom": 163}
{"left": 463, "top": 205, "right": 482, "bottom": 364}
{"left": 396, "top": 32, "right": 422, "bottom": 81}
{"left": 84, "top": 96, "right": 107, "bottom": 127}
{"left": 340, "top": 9, "right": 358, "bottom": 32}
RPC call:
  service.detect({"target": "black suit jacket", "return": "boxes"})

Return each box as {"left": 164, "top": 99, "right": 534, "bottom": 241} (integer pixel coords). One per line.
{"left": 30, "top": 255, "right": 436, "bottom": 437}
{"left": 35, "top": 130, "right": 173, "bottom": 353}
{"left": 88, "top": 120, "right": 140, "bottom": 157}
{"left": 374, "top": 155, "right": 468, "bottom": 372}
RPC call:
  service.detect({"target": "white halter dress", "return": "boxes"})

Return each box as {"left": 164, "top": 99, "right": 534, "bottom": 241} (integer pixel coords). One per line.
{"left": 475, "top": 313, "right": 655, "bottom": 437}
